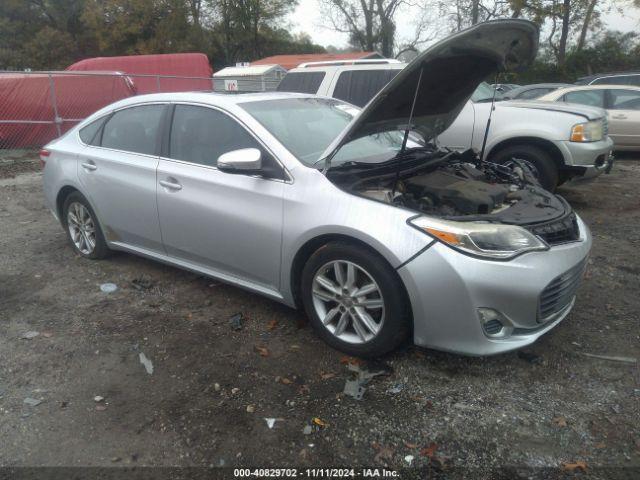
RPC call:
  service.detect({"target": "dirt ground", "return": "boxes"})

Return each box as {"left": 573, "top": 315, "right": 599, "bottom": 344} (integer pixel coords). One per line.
{"left": 0, "top": 154, "right": 638, "bottom": 479}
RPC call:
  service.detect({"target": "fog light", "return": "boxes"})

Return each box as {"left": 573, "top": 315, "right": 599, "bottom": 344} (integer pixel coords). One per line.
{"left": 478, "top": 308, "right": 513, "bottom": 338}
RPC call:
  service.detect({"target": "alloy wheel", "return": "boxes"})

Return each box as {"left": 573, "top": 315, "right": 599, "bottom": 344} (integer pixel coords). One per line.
{"left": 311, "top": 260, "right": 385, "bottom": 344}
{"left": 67, "top": 202, "right": 96, "bottom": 255}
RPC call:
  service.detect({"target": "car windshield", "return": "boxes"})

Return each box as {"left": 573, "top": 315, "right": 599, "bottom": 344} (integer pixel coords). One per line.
{"left": 241, "top": 97, "right": 420, "bottom": 167}
{"left": 472, "top": 82, "right": 502, "bottom": 102}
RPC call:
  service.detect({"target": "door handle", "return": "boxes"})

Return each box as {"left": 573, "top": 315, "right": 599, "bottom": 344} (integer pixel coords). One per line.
{"left": 159, "top": 179, "right": 182, "bottom": 191}
{"left": 81, "top": 162, "right": 97, "bottom": 171}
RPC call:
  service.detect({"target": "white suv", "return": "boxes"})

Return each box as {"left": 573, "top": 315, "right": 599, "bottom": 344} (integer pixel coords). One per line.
{"left": 277, "top": 60, "right": 614, "bottom": 191}
{"left": 276, "top": 60, "right": 404, "bottom": 107}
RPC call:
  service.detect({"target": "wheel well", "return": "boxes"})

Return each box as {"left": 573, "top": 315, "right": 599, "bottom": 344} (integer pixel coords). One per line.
{"left": 55, "top": 186, "right": 79, "bottom": 221}
{"left": 487, "top": 137, "right": 565, "bottom": 170}
{"left": 289, "top": 234, "right": 413, "bottom": 322}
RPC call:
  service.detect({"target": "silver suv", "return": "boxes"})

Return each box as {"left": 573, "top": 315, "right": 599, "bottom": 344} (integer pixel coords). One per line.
{"left": 43, "top": 20, "right": 591, "bottom": 357}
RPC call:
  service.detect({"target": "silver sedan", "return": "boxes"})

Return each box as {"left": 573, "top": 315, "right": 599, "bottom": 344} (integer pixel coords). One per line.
{"left": 43, "top": 20, "right": 591, "bottom": 356}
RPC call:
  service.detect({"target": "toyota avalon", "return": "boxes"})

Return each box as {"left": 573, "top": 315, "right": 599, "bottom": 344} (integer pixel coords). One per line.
{"left": 42, "top": 20, "right": 591, "bottom": 356}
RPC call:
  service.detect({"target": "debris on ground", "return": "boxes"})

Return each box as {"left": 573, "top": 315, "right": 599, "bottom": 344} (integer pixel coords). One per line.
{"left": 386, "top": 383, "right": 404, "bottom": 394}
{"left": 131, "top": 276, "right": 154, "bottom": 291}
{"left": 267, "top": 319, "right": 278, "bottom": 331}
{"left": 404, "top": 455, "right": 415, "bottom": 465}
{"left": 23, "top": 397, "right": 42, "bottom": 407}
{"left": 552, "top": 416, "right": 567, "bottom": 427}
{"left": 561, "top": 461, "right": 588, "bottom": 472}
{"left": 302, "top": 425, "right": 313, "bottom": 435}
{"left": 214, "top": 383, "right": 221, "bottom": 392}
{"left": 139, "top": 352, "right": 154, "bottom": 375}
{"left": 579, "top": 352, "right": 637, "bottom": 364}
{"left": 42, "top": 331, "right": 53, "bottom": 338}
{"left": 20, "top": 331, "right": 39, "bottom": 339}
{"left": 342, "top": 362, "right": 392, "bottom": 400}
{"left": 246, "top": 404, "right": 255, "bottom": 413}
{"left": 254, "top": 346, "right": 270, "bottom": 357}
{"left": 94, "top": 396, "right": 104, "bottom": 403}
{"left": 312, "top": 417, "right": 328, "bottom": 428}
{"left": 372, "top": 443, "right": 394, "bottom": 465}
{"left": 100, "top": 283, "right": 118, "bottom": 293}
{"left": 264, "top": 418, "right": 279, "bottom": 429}
{"left": 95, "top": 404, "right": 107, "bottom": 411}
{"left": 229, "top": 313, "right": 243, "bottom": 331}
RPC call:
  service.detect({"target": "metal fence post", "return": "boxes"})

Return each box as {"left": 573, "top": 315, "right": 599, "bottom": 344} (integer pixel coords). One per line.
{"left": 156, "top": 74, "right": 161, "bottom": 92}
{"left": 47, "top": 73, "right": 62, "bottom": 137}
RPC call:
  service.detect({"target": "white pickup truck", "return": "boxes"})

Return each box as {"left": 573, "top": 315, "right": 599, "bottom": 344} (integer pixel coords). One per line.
{"left": 278, "top": 61, "right": 614, "bottom": 190}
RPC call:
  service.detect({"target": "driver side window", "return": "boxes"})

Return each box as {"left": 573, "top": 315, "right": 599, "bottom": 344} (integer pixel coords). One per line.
{"left": 168, "top": 105, "right": 285, "bottom": 179}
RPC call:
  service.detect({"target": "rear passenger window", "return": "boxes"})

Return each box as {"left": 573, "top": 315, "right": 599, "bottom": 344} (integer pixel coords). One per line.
{"left": 101, "top": 105, "right": 164, "bottom": 155}
{"left": 609, "top": 89, "right": 640, "bottom": 110}
{"left": 79, "top": 116, "right": 106, "bottom": 145}
{"left": 333, "top": 70, "right": 400, "bottom": 107}
{"left": 277, "top": 72, "right": 325, "bottom": 94}
{"left": 593, "top": 75, "right": 640, "bottom": 86}
{"left": 563, "top": 90, "right": 605, "bottom": 108}
{"left": 169, "top": 105, "right": 285, "bottom": 179}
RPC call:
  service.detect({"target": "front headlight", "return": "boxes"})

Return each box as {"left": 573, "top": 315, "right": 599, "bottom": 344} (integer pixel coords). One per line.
{"left": 570, "top": 120, "right": 603, "bottom": 142}
{"left": 409, "top": 216, "right": 548, "bottom": 260}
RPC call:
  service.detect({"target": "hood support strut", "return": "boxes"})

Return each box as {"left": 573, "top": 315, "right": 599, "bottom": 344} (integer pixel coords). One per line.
{"left": 392, "top": 66, "right": 424, "bottom": 197}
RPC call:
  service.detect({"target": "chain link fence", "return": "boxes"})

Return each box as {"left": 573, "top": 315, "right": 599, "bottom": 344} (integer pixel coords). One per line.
{"left": 0, "top": 71, "right": 215, "bottom": 150}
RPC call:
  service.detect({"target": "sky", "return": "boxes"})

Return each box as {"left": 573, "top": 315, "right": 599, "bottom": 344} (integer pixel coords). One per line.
{"left": 288, "top": 0, "right": 640, "bottom": 51}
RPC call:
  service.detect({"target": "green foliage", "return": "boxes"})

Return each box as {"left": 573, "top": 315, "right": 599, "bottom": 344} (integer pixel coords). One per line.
{"left": 0, "top": 0, "right": 324, "bottom": 70}
{"left": 505, "top": 30, "right": 640, "bottom": 83}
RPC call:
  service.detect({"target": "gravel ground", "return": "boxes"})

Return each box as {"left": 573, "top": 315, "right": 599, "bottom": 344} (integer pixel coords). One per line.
{"left": 0, "top": 156, "right": 638, "bottom": 479}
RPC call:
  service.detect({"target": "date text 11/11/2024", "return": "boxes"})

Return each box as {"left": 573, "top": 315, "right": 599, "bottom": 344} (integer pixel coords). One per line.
{"left": 233, "top": 468, "right": 400, "bottom": 478}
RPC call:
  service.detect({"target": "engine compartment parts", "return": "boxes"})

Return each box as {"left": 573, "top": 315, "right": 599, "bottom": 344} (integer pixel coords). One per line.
{"left": 327, "top": 148, "right": 568, "bottom": 225}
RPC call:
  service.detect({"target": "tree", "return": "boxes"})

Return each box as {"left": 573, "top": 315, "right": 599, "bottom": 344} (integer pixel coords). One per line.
{"left": 320, "top": 0, "right": 407, "bottom": 57}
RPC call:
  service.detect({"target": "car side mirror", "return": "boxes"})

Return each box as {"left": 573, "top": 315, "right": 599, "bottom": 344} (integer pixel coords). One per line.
{"left": 217, "top": 148, "right": 262, "bottom": 173}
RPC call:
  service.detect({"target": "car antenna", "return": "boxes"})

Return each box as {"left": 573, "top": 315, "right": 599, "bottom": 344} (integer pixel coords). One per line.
{"left": 479, "top": 74, "right": 500, "bottom": 163}
{"left": 392, "top": 66, "right": 424, "bottom": 197}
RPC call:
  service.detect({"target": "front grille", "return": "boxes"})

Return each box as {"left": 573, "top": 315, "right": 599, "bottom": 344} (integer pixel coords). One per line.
{"left": 538, "top": 257, "right": 587, "bottom": 321}
{"left": 602, "top": 117, "right": 609, "bottom": 137}
{"left": 526, "top": 212, "right": 580, "bottom": 246}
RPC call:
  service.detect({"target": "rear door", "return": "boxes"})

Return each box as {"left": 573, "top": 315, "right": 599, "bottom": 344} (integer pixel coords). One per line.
{"left": 605, "top": 89, "right": 640, "bottom": 149}
{"left": 77, "top": 103, "right": 166, "bottom": 252}
{"left": 156, "top": 103, "right": 286, "bottom": 290}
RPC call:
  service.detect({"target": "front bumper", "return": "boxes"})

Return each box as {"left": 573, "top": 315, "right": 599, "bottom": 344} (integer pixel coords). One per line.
{"left": 556, "top": 137, "right": 614, "bottom": 183}
{"left": 398, "top": 216, "right": 592, "bottom": 356}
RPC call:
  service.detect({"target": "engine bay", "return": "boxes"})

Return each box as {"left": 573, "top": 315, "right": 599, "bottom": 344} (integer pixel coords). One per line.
{"left": 326, "top": 148, "right": 569, "bottom": 225}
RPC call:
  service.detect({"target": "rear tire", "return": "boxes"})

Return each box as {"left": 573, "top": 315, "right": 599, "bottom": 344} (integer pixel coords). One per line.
{"left": 62, "top": 191, "right": 110, "bottom": 259}
{"left": 301, "top": 242, "right": 411, "bottom": 357}
{"left": 489, "top": 144, "right": 559, "bottom": 191}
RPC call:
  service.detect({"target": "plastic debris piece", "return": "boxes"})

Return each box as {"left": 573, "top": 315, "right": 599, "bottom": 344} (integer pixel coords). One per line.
{"left": 343, "top": 379, "right": 366, "bottom": 400}
{"left": 312, "top": 417, "right": 328, "bottom": 428}
{"left": 404, "top": 455, "right": 415, "bottom": 465}
{"left": 100, "top": 283, "right": 118, "bottom": 293}
{"left": 229, "top": 313, "right": 243, "bottom": 331}
{"left": 131, "top": 277, "right": 154, "bottom": 290}
{"left": 387, "top": 383, "right": 404, "bottom": 394}
{"left": 20, "top": 331, "right": 39, "bottom": 339}
{"left": 580, "top": 352, "right": 637, "bottom": 364}
{"left": 302, "top": 425, "right": 313, "bottom": 435}
{"left": 264, "top": 418, "right": 278, "bottom": 429}
{"left": 139, "top": 352, "right": 154, "bottom": 374}
{"left": 94, "top": 395, "right": 104, "bottom": 403}
{"left": 246, "top": 404, "right": 255, "bottom": 413}
{"left": 23, "top": 397, "right": 42, "bottom": 407}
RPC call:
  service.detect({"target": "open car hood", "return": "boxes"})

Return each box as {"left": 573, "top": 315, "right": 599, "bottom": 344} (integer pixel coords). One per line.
{"left": 320, "top": 19, "right": 539, "bottom": 167}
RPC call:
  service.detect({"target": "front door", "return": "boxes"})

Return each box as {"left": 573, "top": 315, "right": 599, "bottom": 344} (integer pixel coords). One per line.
{"left": 606, "top": 89, "right": 640, "bottom": 149}
{"left": 156, "top": 104, "right": 286, "bottom": 291}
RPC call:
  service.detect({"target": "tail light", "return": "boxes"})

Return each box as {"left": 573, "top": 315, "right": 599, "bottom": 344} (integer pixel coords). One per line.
{"left": 39, "top": 149, "right": 50, "bottom": 168}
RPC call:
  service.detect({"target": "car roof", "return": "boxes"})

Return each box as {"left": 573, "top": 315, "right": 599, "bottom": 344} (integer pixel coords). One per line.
{"left": 578, "top": 71, "right": 640, "bottom": 82}
{"left": 551, "top": 84, "right": 640, "bottom": 95}
{"left": 285, "top": 63, "right": 406, "bottom": 74}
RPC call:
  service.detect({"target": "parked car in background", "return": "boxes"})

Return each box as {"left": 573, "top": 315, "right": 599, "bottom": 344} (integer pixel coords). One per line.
{"left": 278, "top": 64, "right": 613, "bottom": 191}
{"left": 575, "top": 71, "right": 640, "bottom": 86}
{"left": 43, "top": 20, "right": 593, "bottom": 357}
{"left": 538, "top": 85, "right": 640, "bottom": 151}
{"left": 502, "top": 83, "right": 570, "bottom": 100}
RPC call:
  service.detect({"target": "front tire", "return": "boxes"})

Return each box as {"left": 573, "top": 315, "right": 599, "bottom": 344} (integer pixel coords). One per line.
{"left": 62, "top": 191, "right": 110, "bottom": 259}
{"left": 301, "top": 242, "right": 410, "bottom": 357}
{"left": 489, "top": 144, "right": 559, "bottom": 191}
